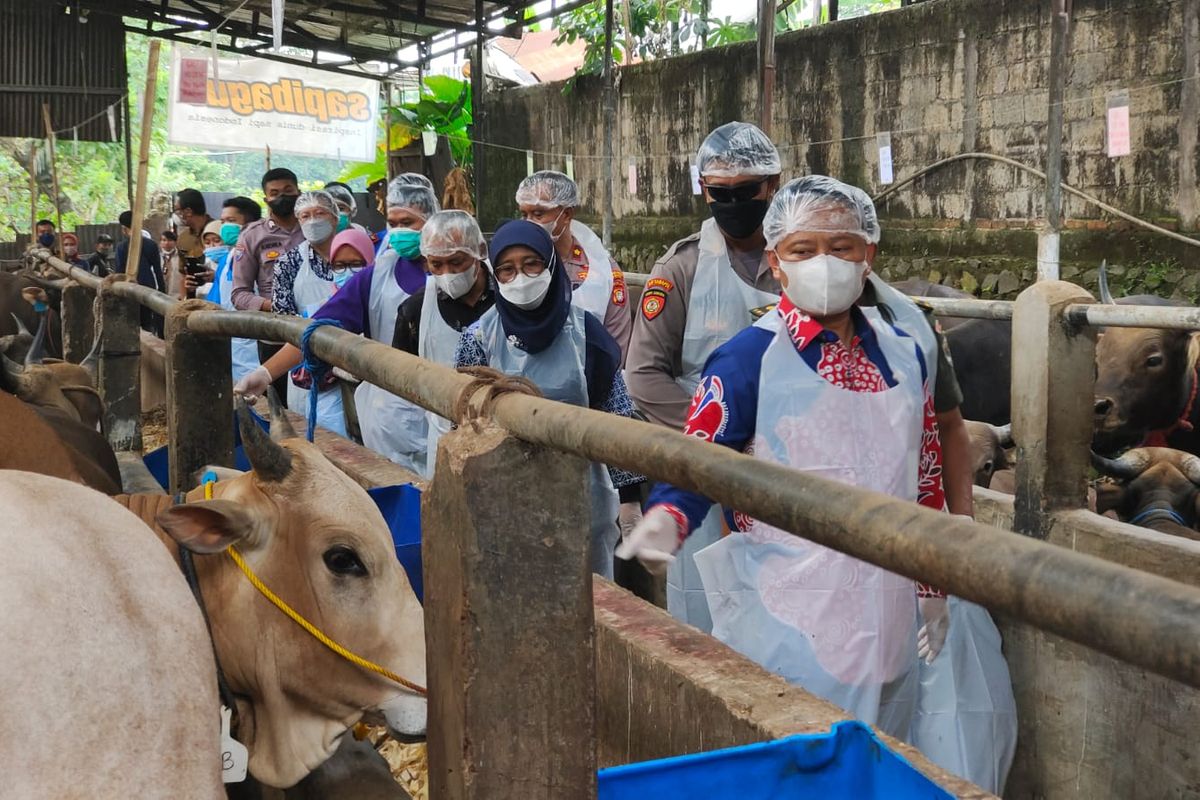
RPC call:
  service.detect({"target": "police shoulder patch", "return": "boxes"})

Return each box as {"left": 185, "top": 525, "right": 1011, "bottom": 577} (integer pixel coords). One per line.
{"left": 641, "top": 288, "right": 668, "bottom": 321}
{"left": 646, "top": 277, "right": 674, "bottom": 293}
{"left": 611, "top": 270, "right": 627, "bottom": 307}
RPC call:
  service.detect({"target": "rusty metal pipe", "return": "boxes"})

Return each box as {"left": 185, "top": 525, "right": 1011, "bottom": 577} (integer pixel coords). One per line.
{"left": 183, "top": 307, "right": 1200, "bottom": 689}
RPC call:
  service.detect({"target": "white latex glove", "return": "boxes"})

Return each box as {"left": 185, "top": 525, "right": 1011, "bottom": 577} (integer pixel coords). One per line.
{"left": 614, "top": 506, "right": 684, "bottom": 576}
{"left": 917, "top": 596, "right": 949, "bottom": 665}
{"left": 234, "top": 365, "right": 272, "bottom": 405}
{"left": 618, "top": 501, "right": 643, "bottom": 543}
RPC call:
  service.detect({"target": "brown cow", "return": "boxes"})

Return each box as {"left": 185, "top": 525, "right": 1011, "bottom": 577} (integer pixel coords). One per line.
{"left": 0, "top": 400, "right": 426, "bottom": 794}
{"left": 1091, "top": 448, "right": 1200, "bottom": 540}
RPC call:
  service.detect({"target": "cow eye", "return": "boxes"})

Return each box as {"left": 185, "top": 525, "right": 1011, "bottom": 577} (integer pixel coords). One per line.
{"left": 323, "top": 545, "right": 368, "bottom": 577}
{"left": 1146, "top": 354, "right": 1164, "bottom": 367}
{"left": 983, "top": 460, "right": 994, "bottom": 474}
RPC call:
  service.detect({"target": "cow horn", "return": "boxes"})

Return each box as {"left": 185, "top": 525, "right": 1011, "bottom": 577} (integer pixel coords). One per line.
{"left": 989, "top": 423, "right": 1013, "bottom": 448}
{"left": 22, "top": 308, "right": 47, "bottom": 367}
{"left": 9, "top": 313, "right": 31, "bottom": 337}
{"left": 266, "top": 386, "right": 299, "bottom": 442}
{"left": 1, "top": 353, "right": 33, "bottom": 395}
{"left": 1091, "top": 449, "right": 1152, "bottom": 481}
{"left": 1177, "top": 453, "right": 1200, "bottom": 485}
{"left": 237, "top": 395, "right": 293, "bottom": 483}
{"left": 1098, "top": 260, "right": 1116, "bottom": 305}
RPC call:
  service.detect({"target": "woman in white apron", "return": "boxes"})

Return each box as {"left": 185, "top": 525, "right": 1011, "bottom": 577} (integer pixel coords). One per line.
{"left": 454, "top": 220, "right": 644, "bottom": 579}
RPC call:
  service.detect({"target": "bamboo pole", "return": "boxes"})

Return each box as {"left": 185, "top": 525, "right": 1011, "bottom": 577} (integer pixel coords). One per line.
{"left": 265, "top": 143, "right": 272, "bottom": 171}
{"left": 28, "top": 149, "right": 37, "bottom": 239}
{"left": 126, "top": 39, "right": 162, "bottom": 282}
{"left": 41, "top": 103, "right": 64, "bottom": 260}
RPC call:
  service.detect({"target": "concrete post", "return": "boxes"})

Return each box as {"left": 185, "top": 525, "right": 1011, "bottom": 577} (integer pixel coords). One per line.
{"left": 425, "top": 423, "right": 597, "bottom": 800}
{"left": 165, "top": 299, "right": 235, "bottom": 495}
{"left": 60, "top": 281, "right": 94, "bottom": 364}
{"left": 96, "top": 286, "right": 142, "bottom": 452}
{"left": 1011, "top": 281, "right": 1095, "bottom": 537}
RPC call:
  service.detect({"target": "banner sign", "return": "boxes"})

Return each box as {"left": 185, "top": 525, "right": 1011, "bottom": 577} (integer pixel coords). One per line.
{"left": 168, "top": 45, "right": 378, "bottom": 161}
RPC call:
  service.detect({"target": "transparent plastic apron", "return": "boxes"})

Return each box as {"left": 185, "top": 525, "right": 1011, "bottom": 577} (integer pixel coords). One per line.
{"left": 668, "top": 218, "right": 778, "bottom": 633}
{"left": 479, "top": 304, "right": 621, "bottom": 578}
{"left": 287, "top": 242, "right": 346, "bottom": 437}
{"left": 419, "top": 277, "right": 464, "bottom": 478}
{"left": 211, "top": 252, "right": 261, "bottom": 382}
{"left": 694, "top": 307, "right": 927, "bottom": 740}
{"left": 568, "top": 220, "right": 615, "bottom": 319}
{"left": 354, "top": 251, "right": 427, "bottom": 473}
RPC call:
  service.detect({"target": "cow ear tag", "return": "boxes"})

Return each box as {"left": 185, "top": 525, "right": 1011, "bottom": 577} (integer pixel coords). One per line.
{"left": 221, "top": 705, "right": 248, "bottom": 783}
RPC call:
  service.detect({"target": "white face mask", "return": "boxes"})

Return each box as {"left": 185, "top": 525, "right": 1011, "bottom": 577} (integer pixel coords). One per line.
{"left": 499, "top": 269, "right": 553, "bottom": 310}
{"left": 778, "top": 253, "right": 869, "bottom": 317}
{"left": 434, "top": 261, "right": 479, "bottom": 300}
{"left": 533, "top": 210, "right": 567, "bottom": 242}
{"left": 301, "top": 218, "right": 335, "bottom": 245}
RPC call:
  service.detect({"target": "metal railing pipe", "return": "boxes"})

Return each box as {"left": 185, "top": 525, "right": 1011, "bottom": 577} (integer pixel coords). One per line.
{"left": 34, "top": 248, "right": 176, "bottom": 317}
{"left": 1066, "top": 303, "right": 1200, "bottom": 330}
{"left": 909, "top": 296, "right": 1015, "bottom": 320}
{"left": 183, "top": 307, "right": 1200, "bottom": 690}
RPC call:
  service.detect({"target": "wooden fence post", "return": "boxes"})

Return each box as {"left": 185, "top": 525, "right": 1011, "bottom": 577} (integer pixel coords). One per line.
{"left": 424, "top": 423, "right": 597, "bottom": 800}
{"left": 60, "top": 281, "right": 95, "bottom": 364}
{"left": 1011, "top": 280, "right": 1095, "bottom": 537}
{"left": 165, "top": 300, "right": 234, "bottom": 494}
{"left": 96, "top": 285, "right": 142, "bottom": 452}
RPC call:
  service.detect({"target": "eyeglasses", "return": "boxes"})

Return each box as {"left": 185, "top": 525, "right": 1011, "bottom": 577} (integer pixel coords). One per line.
{"left": 493, "top": 256, "right": 547, "bottom": 283}
{"left": 331, "top": 261, "right": 366, "bottom": 270}
{"left": 702, "top": 180, "right": 766, "bottom": 204}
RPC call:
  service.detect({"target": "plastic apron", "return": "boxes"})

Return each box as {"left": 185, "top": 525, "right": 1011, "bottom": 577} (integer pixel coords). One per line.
{"left": 694, "top": 306, "right": 929, "bottom": 740}
{"left": 863, "top": 276, "right": 1018, "bottom": 791}
{"left": 668, "top": 218, "right": 779, "bottom": 633}
{"left": 479, "top": 304, "right": 621, "bottom": 579}
{"left": 354, "top": 251, "right": 427, "bottom": 473}
{"left": 568, "top": 220, "right": 615, "bottom": 319}
{"left": 418, "top": 278, "right": 464, "bottom": 478}
{"left": 286, "top": 242, "right": 347, "bottom": 437}
{"left": 210, "top": 252, "right": 262, "bottom": 383}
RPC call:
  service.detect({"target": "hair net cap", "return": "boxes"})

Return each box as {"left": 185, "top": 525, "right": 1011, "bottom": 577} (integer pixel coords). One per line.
{"left": 324, "top": 183, "right": 357, "bottom": 215}
{"left": 696, "top": 122, "right": 781, "bottom": 179}
{"left": 386, "top": 173, "right": 439, "bottom": 218}
{"left": 514, "top": 170, "right": 580, "bottom": 209}
{"left": 294, "top": 190, "right": 339, "bottom": 218}
{"left": 763, "top": 175, "right": 882, "bottom": 250}
{"left": 420, "top": 210, "right": 486, "bottom": 259}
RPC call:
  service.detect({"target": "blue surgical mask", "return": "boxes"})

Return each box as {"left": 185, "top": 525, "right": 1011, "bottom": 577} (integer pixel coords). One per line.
{"left": 204, "top": 245, "right": 229, "bottom": 261}
{"left": 219, "top": 222, "right": 242, "bottom": 246}
{"left": 337, "top": 212, "right": 350, "bottom": 232}
{"left": 332, "top": 267, "right": 362, "bottom": 288}
{"left": 37, "top": 233, "right": 55, "bottom": 247}
{"left": 389, "top": 228, "right": 422, "bottom": 259}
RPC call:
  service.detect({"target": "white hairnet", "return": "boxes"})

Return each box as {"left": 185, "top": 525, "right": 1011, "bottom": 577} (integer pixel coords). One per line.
{"left": 386, "top": 173, "right": 439, "bottom": 217}
{"left": 763, "top": 176, "right": 882, "bottom": 249}
{"left": 420, "top": 210, "right": 486, "bottom": 259}
{"left": 696, "top": 121, "right": 781, "bottom": 179}
{"left": 323, "top": 183, "right": 357, "bottom": 215}
{"left": 294, "top": 190, "right": 338, "bottom": 218}
{"left": 514, "top": 170, "right": 579, "bottom": 209}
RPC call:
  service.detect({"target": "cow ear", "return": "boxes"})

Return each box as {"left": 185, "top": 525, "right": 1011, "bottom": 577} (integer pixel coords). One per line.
{"left": 157, "top": 499, "right": 261, "bottom": 554}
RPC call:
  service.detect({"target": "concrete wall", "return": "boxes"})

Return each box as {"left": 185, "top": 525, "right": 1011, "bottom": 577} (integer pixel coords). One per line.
{"left": 484, "top": 0, "right": 1200, "bottom": 296}
{"left": 972, "top": 489, "right": 1200, "bottom": 798}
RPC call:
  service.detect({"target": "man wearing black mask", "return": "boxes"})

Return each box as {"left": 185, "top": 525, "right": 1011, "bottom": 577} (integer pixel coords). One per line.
{"left": 230, "top": 168, "right": 303, "bottom": 402}
{"left": 624, "top": 121, "right": 782, "bottom": 631}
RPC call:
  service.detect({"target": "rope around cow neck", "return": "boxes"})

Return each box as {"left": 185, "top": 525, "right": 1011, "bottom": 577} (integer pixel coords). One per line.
{"left": 202, "top": 476, "right": 426, "bottom": 696}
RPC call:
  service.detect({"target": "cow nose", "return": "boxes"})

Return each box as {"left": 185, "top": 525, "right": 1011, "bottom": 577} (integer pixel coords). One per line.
{"left": 1094, "top": 397, "right": 1114, "bottom": 416}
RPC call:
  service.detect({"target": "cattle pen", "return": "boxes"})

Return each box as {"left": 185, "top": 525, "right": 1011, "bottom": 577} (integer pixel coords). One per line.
{"left": 25, "top": 246, "right": 1200, "bottom": 798}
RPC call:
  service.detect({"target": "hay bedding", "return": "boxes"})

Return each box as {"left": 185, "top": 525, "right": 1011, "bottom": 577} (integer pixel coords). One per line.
{"left": 364, "top": 727, "right": 428, "bottom": 800}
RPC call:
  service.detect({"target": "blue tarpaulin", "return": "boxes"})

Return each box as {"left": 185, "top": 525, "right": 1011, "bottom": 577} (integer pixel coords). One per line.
{"left": 597, "top": 721, "right": 953, "bottom": 800}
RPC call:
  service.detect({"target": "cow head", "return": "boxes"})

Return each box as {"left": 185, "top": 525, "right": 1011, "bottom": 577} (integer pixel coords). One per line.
{"left": 965, "top": 421, "right": 1011, "bottom": 488}
{"left": 1092, "top": 448, "right": 1200, "bottom": 535}
{"left": 1093, "top": 327, "right": 1197, "bottom": 454}
{"left": 156, "top": 397, "right": 426, "bottom": 788}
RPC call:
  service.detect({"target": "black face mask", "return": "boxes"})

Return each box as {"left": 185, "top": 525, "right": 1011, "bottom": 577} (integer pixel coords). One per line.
{"left": 709, "top": 199, "right": 770, "bottom": 241}
{"left": 268, "top": 194, "right": 299, "bottom": 218}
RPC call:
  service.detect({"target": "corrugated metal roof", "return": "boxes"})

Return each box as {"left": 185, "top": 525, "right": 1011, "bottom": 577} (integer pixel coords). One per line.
{"left": 0, "top": 0, "right": 126, "bottom": 142}
{"left": 75, "top": 0, "right": 594, "bottom": 79}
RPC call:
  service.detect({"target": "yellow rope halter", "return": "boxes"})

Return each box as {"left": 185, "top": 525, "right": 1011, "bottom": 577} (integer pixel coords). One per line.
{"left": 205, "top": 479, "right": 426, "bottom": 697}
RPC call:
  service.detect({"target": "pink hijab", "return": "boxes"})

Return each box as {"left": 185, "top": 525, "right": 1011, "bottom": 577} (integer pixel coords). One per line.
{"left": 328, "top": 227, "right": 376, "bottom": 266}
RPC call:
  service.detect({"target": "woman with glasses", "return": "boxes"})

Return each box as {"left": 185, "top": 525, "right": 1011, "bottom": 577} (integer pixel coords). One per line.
{"left": 454, "top": 220, "right": 644, "bottom": 579}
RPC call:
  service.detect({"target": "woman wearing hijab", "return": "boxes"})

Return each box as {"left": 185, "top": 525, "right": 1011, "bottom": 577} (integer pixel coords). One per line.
{"left": 453, "top": 220, "right": 644, "bottom": 579}
{"left": 235, "top": 198, "right": 369, "bottom": 437}
{"left": 235, "top": 177, "right": 436, "bottom": 469}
